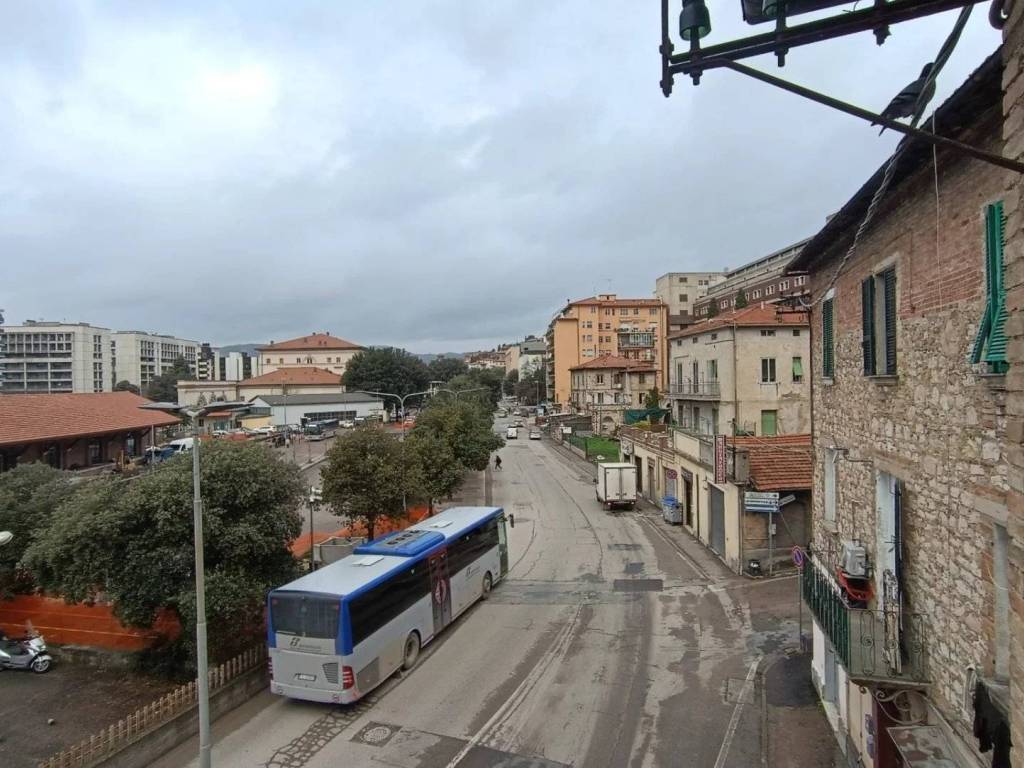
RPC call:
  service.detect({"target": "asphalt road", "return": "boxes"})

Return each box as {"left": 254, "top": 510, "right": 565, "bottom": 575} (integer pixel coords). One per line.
{"left": 153, "top": 425, "right": 796, "bottom": 768}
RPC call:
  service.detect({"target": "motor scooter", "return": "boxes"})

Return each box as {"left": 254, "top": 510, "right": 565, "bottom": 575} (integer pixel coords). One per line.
{"left": 0, "top": 631, "right": 53, "bottom": 673}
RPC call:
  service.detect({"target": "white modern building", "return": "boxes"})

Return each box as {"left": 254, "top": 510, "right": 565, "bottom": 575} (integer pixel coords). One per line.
{"left": 0, "top": 321, "right": 114, "bottom": 394}
{"left": 112, "top": 331, "right": 201, "bottom": 390}
{"left": 251, "top": 393, "right": 386, "bottom": 426}
{"left": 654, "top": 271, "right": 727, "bottom": 325}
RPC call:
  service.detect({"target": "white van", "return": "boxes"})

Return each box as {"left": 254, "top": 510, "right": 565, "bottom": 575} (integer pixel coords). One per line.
{"left": 166, "top": 438, "right": 195, "bottom": 454}
{"left": 506, "top": 426, "right": 519, "bottom": 440}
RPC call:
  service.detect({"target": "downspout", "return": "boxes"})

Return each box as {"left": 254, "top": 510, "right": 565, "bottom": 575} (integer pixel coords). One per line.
{"left": 732, "top": 320, "right": 739, "bottom": 434}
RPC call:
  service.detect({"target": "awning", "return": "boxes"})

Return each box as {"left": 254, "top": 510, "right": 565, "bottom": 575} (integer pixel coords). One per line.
{"left": 887, "top": 726, "right": 960, "bottom": 767}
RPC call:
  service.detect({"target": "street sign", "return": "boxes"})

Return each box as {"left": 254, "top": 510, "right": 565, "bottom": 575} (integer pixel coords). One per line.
{"left": 746, "top": 491, "right": 780, "bottom": 502}
{"left": 714, "top": 435, "right": 727, "bottom": 484}
{"left": 792, "top": 546, "right": 806, "bottom": 569}
{"left": 744, "top": 490, "right": 779, "bottom": 514}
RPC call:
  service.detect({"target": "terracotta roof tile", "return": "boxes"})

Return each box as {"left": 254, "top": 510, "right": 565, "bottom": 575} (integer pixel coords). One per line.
{"left": 729, "top": 434, "right": 812, "bottom": 491}
{"left": 570, "top": 355, "right": 657, "bottom": 371}
{"left": 0, "top": 392, "right": 180, "bottom": 448}
{"left": 567, "top": 296, "right": 665, "bottom": 307}
{"left": 668, "top": 305, "right": 807, "bottom": 340}
{"left": 237, "top": 367, "right": 343, "bottom": 387}
{"left": 258, "top": 333, "right": 363, "bottom": 351}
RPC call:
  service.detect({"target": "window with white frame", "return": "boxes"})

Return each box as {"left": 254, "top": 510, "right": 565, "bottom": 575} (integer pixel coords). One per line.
{"left": 760, "top": 358, "right": 776, "bottom": 383}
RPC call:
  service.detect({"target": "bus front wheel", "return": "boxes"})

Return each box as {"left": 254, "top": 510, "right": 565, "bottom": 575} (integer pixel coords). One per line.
{"left": 481, "top": 572, "right": 493, "bottom": 600}
{"left": 402, "top": 631, "right": 421, "bottom": 671}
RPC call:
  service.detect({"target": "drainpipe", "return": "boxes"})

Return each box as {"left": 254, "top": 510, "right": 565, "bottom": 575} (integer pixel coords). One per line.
{"left": 732, "top": 320, "right": 739, "bottom": 434}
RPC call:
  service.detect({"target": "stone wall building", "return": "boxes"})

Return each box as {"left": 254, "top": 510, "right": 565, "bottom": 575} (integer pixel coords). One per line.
{"left": 1001, "top": 7, "right": 1024, "bottom": 765}
{"left": 569, "top": 355, "right": 657, "bottom": 433}
{"left": 789, "top": 53, "right": 1015, "bottom": 766}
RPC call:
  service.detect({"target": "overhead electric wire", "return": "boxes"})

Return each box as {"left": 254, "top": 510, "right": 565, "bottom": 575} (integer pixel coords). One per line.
{"left": 801, "top": 5, "right": 974, "bottom": 309}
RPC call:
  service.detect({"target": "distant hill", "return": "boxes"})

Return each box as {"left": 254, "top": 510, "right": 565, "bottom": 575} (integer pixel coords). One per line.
{"left": 416, "top": 352, "right": 466, "bottom": 364}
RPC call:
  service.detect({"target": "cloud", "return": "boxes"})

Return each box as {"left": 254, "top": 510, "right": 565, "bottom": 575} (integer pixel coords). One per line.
{"left": 0, "top": 1, "right": 1001, "bottom": 349}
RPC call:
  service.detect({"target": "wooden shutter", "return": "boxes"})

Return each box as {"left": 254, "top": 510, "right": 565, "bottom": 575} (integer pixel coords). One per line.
{"left": 862, "top": 277, "right": 875, "bottom": 376}
{"left": 985, "top": 202, "right": 1008, "bottom": 371}
{"left": 822, "top": 298, "right": 835, "bottom": 378}
{"left": 883, "top": 268, "right": 897, "bottom": 375}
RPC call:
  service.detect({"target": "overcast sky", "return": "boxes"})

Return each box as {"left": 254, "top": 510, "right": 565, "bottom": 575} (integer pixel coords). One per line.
{"left": 0, "top": 2, "right": 1000, "bottom": 351}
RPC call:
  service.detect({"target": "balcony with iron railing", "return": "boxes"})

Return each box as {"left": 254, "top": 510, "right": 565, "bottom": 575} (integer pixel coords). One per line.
{"left": 668, "top": 378, "right": 721, "bottom": 400}
{"left": 617, "top": 331, "right": 656, "bottom": 349}
{"left": 802, "top": 553, "right": 927, "bottom": 686}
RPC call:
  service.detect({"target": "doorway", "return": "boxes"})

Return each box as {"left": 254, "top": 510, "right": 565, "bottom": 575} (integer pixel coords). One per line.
{"left": 710, "top": 486, "right": 725, "bottom": 555}
{"left": 428, "top": 552, "right": 452, "bottom": 635}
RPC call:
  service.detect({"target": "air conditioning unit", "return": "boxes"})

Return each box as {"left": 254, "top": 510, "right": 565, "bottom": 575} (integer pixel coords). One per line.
{"left": 840, "top": 541, "right": 868, "bottom": 578}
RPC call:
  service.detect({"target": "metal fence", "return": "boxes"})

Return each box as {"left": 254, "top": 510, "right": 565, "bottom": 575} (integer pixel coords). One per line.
{"left": 38, "top": 645, "right": 266, "bottom": 768}
{"left": 566, "top": 434, "right": 621, "bottom": 462}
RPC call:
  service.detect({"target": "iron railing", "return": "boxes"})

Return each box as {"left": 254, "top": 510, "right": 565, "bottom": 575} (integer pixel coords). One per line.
{"left": 802, "top": 554, "right": 927, "bottom": 685}
{"left": 668, "top": 378, "right": 721, "bottom": 399}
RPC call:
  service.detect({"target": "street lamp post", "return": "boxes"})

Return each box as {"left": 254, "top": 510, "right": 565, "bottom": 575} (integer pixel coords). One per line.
{"left": 358, "top": 390, "right": 432, "bottom": 512}
{"left": 139, "top": 400, "right": 248, "bottom": 768}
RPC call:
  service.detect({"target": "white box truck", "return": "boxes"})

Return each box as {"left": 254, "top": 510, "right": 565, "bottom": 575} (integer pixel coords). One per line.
{"left": 595, "top": 462, "right": 637, "bottom": 510}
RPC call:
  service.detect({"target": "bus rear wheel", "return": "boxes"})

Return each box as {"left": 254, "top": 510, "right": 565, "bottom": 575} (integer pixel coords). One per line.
{"left": 481, "top": 572, "right": 493, "bottom": 600}
{"left": 402, "top": 632, "right": 421, "bottom": 671}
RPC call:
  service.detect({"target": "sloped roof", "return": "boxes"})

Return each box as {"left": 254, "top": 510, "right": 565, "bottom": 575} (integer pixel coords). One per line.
{"left": 0, "top": 392, "right": 180, "bottom": 448}
{"left": 730, "top": 434, "right": 812, "bottom": 491}
{"left": 236, "top": 367, "right": 342, "bottom": 387}
{"left": 669, "top": 304, "right": 808, "bottom": 340}
{"left": 569, "top": 296, "right": 664, "bottom": 307}
{"left": 570, "top": 355, "right": 657, "bottom": 371}
{"left": 257, "top": 333, "right": 363, "bottom": 351}
{"left": 255, "top": 393, "right": 383, "bottom": 406}
{"left": 788, "top": 51, "right": 1002, "bottom": 274}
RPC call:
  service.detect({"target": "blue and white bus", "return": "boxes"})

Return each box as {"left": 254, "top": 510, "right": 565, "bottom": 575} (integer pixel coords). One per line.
{"left": 267, "top": 506, "right": 511, "bottom": 704}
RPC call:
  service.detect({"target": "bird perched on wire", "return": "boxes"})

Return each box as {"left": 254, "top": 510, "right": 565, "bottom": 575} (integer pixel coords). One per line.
{"left": 874, "top": 63, "right": 935, "bottom": 135}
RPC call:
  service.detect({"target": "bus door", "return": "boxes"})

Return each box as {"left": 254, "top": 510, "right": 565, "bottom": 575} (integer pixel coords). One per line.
{"left": 497, "top": 519, "right": 509, "bottom": 577}
{"left": 428, "top": 551, "right": 451, "bottom": 634}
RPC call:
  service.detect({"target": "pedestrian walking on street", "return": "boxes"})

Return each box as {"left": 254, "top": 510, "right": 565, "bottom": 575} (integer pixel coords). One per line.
{"left": 494, "top": 455, "right": 502, "bottom": 471}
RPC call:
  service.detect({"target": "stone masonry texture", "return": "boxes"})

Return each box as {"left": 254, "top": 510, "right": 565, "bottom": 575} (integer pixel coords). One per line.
{"left": 808, "top": 101, "right": 1009, "bottom": 757}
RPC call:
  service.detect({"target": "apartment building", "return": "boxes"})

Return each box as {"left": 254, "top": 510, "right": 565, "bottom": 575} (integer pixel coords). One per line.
{"left": 196, "top": 344, "right": 256, "bottom": 383}
{"left": 569, "top": 355, "right": 657, "bottom": 433}
{"left": 693, "top": 240, "right": 810, "bottom": 318}
{"left": 258, "top": 333, "right": 363, "bottom": 377}
{"left": 0, "top": 321, "right": 113, "bottom": 394}
{"left": 667, "top": 305, "right": 809, "bottom": 437}
{"left": 792, "top": 54, "right": 1015, "bottom": 766}
{"left": 503, "top": 337, "right": 546, "bottom": 377}
{"left": 654, "top": 271, "right": 726, "bottom": 331}
{"left": 112, "top": 331, "right": 201, "bottom": 390}
{"left": 545, "top": 294, "right": 668, "bottom": 407}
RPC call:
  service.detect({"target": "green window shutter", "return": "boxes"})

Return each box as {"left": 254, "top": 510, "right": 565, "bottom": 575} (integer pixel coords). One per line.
{"left": 883, "top": 268, "right": 897, "bottom": 375}
{"left": 984, "top": 202, "right": 1008, "bottom": 372}
{"left": 862, "top": 277, "right": 876, "bottom": 376}
{"left": 822, "top": 298, "right": 835, "bottom": 378}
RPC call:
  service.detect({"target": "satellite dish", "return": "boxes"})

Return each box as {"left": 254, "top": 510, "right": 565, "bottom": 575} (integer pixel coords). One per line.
{"left": 0, "top": 531, "right": 13, "bottom": 546}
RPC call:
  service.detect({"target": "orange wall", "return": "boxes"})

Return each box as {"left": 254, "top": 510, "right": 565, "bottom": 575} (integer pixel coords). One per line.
{"left": 0, "top": 595, "right": 180, "bottom": 651}
{"left": 290, "top": 505, "right": 431, "bottom": 557}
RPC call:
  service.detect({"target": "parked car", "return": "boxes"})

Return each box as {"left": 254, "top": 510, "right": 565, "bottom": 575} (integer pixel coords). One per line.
{"left": 340, "top": 420, "right": 355, "bottom": 429}
{"left": 529, "top": 430, "right": 542, "bottom": 440}
{"left": 212, "top": 429, "right": 229, "bottom": 437}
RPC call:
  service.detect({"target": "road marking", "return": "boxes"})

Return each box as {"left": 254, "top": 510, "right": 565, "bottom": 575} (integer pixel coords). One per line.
{"left": 712, "top": 654, "right": 762, "bottom": 768}
{"left": 441, "top": 604, "right": 583, "bottom": 768}
{"left": 635, "top": 512, "right": 711, "bottom": 581}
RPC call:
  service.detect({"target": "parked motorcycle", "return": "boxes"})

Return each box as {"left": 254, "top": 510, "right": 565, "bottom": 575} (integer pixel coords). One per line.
{"left": 0, "top": 631, "right": 53, "bottom": 673}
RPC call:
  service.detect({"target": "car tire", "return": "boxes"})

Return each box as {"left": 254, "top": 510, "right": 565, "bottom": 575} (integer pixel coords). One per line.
{"left": 481, "top": 572, "right": 493, "bottom": 600}
{"left": 402, "top": 632, "right": 421, "bottom": 671}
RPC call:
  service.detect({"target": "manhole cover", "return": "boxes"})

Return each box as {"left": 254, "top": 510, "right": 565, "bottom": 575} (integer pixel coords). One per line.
{"left": 613, "top": 578, "right": 663, "bottom": 592}
{"left": 351, "top": 722, "right": 400, "bottom": 747}
{"left": 624, "top": 562, "right": 644, "bottom": 574}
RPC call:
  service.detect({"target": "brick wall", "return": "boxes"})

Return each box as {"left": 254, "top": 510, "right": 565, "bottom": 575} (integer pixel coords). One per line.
{"left": 808, "top": 107, "right": 1008, "bottom": 748}
{"left": 1001, "top": 4, "right": 1024, "bottom": 762}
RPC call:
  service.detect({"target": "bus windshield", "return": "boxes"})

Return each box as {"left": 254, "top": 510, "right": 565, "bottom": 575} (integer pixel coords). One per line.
{"left": 270, "top": 593, "right": 340, "bottom": 639}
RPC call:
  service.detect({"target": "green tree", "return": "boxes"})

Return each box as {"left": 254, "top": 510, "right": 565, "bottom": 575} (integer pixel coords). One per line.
{"left": 144, "top": 356, "right": 195, "bottom": 402}
{"left": 503, "top": 368, "right": 519, "bottom": 395}
{"left": 514, "top": 365, "right": 545, "bottom": 406}
{"left": 427, "top": 356, "right": 469, "bottom": 383}
{"left": 342, "top": 347, "right": 430, "bottom": 412}
{"left": 404, "top": 431, "right": 464, "bottom": 514}
{"left": 0, "top": 464, "right": 74, "bottom": 599}
{"left": 735, "top": 289, "right": 748, "bottom": 309}
{"left": 643, "top": 387, "right": 661, "bottom": 410}
{"left": 114, "top": 380, "right": 141, "bottom": 395}
{"left": 707, "top": 300, "right": 720, "bottom": 318}
{"left": 413, "top": 400, "right": 502, "bottom": 472}
{"left": 23, "top": 442, "right": 304, "bottom": 671}
{"left": 320, "top": 427, "right": 410, "bottom": 540}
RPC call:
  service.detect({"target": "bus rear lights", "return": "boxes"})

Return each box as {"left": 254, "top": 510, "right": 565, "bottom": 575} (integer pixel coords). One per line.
{"left": 342, "top": 666, "right": 355, "bottom": 689}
